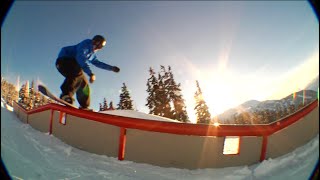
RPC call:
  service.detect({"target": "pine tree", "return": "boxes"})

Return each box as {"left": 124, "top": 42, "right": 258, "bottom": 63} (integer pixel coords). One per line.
{"left": 166, "top": 66, "right": 189, "bottom": 122}
{"left": 241, "top": 111, "right": 251, "bottom": 124}
{"left": 156, "top": 70, "right": 173, "bottom": 118}
{"left": 270, "top": 110, "right": 276, "bottom": 123}
{"left": 103, "top": 98, "right": 108, "bottom": 111}
{"left": 194, "top": 80, "right": 211, "bottom": 124}
{"left": 265, "top": 109, "right": 274, "bottom": 123}
{"left": 235, "top": 114, "right": 241, "bottom": 124}
{"left": 19, "top": 84, "right": 26, "bottom": 102}
{"left": 117, "top": 83, "right": 134, "bottom": 110}
{"left": 288, "top": 104, "right": 295, "bottom": 114}
{"left": 146, "top": 67, "right": 159, "bottom": 115}
{"left": 146, "top": 65, "right": 189, "bottom": 121}
{"left": 18, "top": 82, "right": 30, "bottom": 108}
{"left": 109, "top": 101, "right": 115, "bottom": 110}
{"left": 252, "top": 111, "right": 260, "bottom": 124}
{"left": 297, "top": 102, "right": 304, "bottom": 110}
{"left": 30, "top": 80, "right": 35, "bottom": 95}
{"left": 1, "top": 78, "right": 9, "bottom": 96}
{"left": 1, "top": 78, "right": 19, "bottom": 106}
{"left": 29, "top": 80, "right": 35, "bottom": 109}
{"left": 40, "top": 95, "right": 48, "bottom": 106}
{"left": 283, "top": 106, "right": 289, "bottom": 117}
{"left": 99, "top": 103, "right": 103, "bottom": 111}
{"left": 34, "top": 91, "right": 41, "bottom": 108}
{"left": 263, "top": 110, "right": 268, "bottom": 124}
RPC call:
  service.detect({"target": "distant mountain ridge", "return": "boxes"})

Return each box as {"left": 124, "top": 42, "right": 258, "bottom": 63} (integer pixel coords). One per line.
{"left": 305, "top": 75, "right": 319, "bottom": 91}
{"left": 216, "top": 89, "right": 317, "bottom": 123}
{"left": 240, "top": 100, "right": 261, "bottom": 109}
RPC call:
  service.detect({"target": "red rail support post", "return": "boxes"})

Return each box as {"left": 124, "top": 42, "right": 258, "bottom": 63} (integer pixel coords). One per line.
{"left": 260, "top": 136, "right": 268, "bottom": 162}
{"left": 118, "top": 127, "right": 127, "bottom": 160}
{"left": 49, "top": 110, "right": 54, "bottom": 135}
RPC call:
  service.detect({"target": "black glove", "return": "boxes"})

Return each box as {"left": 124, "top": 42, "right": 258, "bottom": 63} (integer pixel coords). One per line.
{"left": 112, "top": 66, "right": 120, "bottom": 73}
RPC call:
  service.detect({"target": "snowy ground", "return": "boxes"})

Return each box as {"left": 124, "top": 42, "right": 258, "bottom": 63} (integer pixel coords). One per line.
{"left": 1, "top": 100, "right": 319, "bottom": 180}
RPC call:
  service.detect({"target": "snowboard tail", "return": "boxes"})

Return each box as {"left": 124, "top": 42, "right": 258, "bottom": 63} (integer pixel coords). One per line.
{"left": 38, "top": 84, "right": 78, "bottom": 109}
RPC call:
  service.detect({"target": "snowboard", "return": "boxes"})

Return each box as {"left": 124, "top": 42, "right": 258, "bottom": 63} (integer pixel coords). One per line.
{"left": 38, "top": 84, "right": 78, "bottom": 109}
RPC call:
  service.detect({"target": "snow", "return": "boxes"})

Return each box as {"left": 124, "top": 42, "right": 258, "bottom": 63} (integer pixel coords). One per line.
{"left": 1, "top": 98, "right": 13, "bottom": 112}
{"left": 100, "top": 110, "right": 181, "bottom": 123}
{"left": 1, "top": 99, "right": 319, "bottom": 180}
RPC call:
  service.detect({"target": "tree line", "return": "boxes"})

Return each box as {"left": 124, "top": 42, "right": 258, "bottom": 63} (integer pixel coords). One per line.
{"left": 1, "top": 77, "right": 19, "bottom": 106}
{"left": 98, "top": 83, "right": 134, "bottom": 111}
{"left": 2, "top": 77, "right": 56, "bottom": 110}
{"left": 145, "top": 65, "right": 211, "bottom": 123}
{"left": 3, "top": 66, "right": 313, "bottom": 125}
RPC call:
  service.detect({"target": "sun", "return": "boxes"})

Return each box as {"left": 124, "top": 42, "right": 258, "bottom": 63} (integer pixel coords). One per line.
{"left": 201, "top": 77, "right": 238, "bottom": 117}
{"left": 181, "top": 61, "right": 242, "bottom": 122}
{"left": 182, "top": 72, "right": 241, "bottom": 123}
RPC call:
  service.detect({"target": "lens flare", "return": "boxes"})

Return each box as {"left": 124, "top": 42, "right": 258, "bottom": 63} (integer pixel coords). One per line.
{"left": 292, "top": 92, "right": 296, "bottom": 101}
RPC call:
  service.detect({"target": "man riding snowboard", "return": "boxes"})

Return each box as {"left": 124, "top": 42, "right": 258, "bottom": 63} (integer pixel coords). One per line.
{"left": 56, "top": 35, "right": 120, "bottom": 110}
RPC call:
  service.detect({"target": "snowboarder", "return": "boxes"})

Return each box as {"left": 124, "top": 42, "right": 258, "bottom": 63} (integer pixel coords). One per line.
{"left": 56, "top": 35, "right": 120, "bottom": 109}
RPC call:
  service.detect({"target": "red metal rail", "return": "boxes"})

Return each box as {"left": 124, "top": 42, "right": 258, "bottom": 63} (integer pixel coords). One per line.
{"left": 15, "top": 100, "right": 318, "bottom": 137}
{"left": 13, "top": 99, "right": 318, "bottom": 162}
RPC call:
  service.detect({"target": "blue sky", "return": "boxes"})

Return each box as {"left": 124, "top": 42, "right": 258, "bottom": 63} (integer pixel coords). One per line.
{"left": 1, "top": 1, "right": 319, "bottom": 122}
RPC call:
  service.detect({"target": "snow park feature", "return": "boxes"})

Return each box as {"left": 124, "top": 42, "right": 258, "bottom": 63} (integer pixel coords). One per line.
{"left": 1, "top": 97, "right": 319, "bottom": 179}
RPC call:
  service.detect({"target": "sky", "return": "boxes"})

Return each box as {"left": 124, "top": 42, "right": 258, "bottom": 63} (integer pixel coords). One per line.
{"left": 1, "top": 1, "right": 319, "bottom": 122}
{"left": 1, "top": 100, "right": 319, "bottom": 180}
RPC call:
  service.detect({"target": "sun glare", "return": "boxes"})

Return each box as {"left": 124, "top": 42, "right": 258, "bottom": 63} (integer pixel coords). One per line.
{"left": 213, "top": 122, "right": 220, "bottom": 127}
{"left": 202, "top": 79, "right": 236, "bottom": 116}
{"left": 185, "top": 50, "right": 319, "bottom": 120}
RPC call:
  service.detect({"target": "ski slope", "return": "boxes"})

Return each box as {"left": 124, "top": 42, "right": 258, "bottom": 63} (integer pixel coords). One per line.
{"left": 1, "top": 100, "right": 319, "bottom": 180}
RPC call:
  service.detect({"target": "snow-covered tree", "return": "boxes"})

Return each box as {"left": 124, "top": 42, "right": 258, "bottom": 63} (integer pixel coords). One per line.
{"left": 34, "top": 91, "right": 41, "bottom": 108}
{"left": 117, "top": 83, "right": 134, "bottom": 110}
{"left": 1, "top": 78, "right": 19, "bottom": 106}
{"left": 18, "top": 82, "right": 30, "bottom": 107}
{"left": 28, "top": 80, "right": 36, "bottom": 109}
{"left": 40, "top": 95, "right": 49, "bottom": 106}
{"left": 194, "top": 80, "right": 211, "bottom": 124}
{"left": 2, "top": 78, "right": 54, "bottom": 109}
{"left": 19, "top": 84, "right": 26, "bottom": 101}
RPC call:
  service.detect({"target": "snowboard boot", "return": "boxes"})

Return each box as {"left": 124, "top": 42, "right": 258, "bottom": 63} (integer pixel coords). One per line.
{"left": 79, "top": 106, "right": 93, "bottom": 111}
{"left": 60, "top": 94, "right": 74, "bottom": 104}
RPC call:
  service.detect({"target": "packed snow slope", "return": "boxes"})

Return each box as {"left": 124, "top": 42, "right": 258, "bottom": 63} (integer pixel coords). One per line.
{"left": 1, "top": 100, "right": 319, "bottom": 180}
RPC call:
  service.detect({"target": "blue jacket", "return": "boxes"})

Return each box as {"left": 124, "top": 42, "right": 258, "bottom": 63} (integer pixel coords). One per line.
{"left": 58, "top": 39, "right": 113, "bottom": 76}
